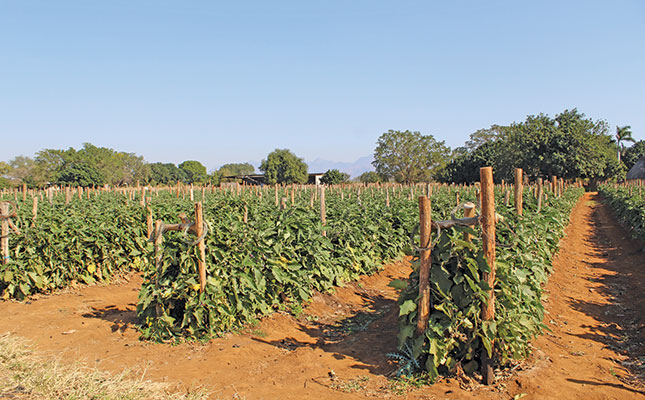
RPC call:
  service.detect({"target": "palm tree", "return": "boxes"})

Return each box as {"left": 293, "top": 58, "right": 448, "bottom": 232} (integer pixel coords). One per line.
{"left": 616, "top": 125, "right": 635, "bottom": 163}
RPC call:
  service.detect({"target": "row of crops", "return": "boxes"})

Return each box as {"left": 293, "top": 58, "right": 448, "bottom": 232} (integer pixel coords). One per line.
{"left": 0, "top": 183, "right": 584, "bottom": 381}
{"left": 599, "top": 183, "right": 645, "bottom": 243}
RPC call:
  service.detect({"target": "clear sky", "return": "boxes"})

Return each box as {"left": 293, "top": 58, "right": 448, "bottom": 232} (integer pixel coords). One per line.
{"left": 1, "top": 1, "right": 643, "bottom": 171}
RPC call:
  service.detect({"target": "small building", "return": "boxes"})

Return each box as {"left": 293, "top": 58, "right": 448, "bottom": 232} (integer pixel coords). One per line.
{"left": 222, "top": 173, "right": 324, "bottom": 186}
{"left": 626, "top": 156, "right": 645, "bottom": 180}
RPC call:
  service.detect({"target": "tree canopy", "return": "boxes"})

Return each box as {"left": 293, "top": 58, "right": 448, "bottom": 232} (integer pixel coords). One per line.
{"left": 320, "top": 169, "right": 349, "bottom": 185}
{"left": 357, "top": 171, "right": 381, "bottom": 183}
{"left": 373, "top": 130, "right": 450, "bottom": 183}
{"left": 259, "top": 149, "right": 308, "bottom": 185}
{"left": 178, "top": 160, "right": 208, "bottom": 184}
{"left": 623, "top": 140, "right": 645, "bottom": 171}
{"left": 439, "top": 109, "right": 623, "bottom": 183}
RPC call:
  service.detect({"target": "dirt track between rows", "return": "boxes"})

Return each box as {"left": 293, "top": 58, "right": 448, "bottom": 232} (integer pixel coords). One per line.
{"left": 0, "top": 192, "right": 643, "bottom": 399}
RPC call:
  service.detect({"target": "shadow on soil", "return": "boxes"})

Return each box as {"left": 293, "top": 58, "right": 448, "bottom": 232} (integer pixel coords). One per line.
{"left": 82, "top": 303, "right": 138, "bottom": 334}
{"left": 565, "top": 193, "right": 645, "bottom": 386}
{"left": 252, "top": 289, "right": 400, "bottom": 376}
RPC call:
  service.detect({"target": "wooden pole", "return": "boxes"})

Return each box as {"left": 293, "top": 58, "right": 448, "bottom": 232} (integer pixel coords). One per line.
{"left": 31, "top": 197, "right": 38, "bottom": 227}
{"left": 320, "top": 186, "right": 326, "bottom": 237}
{"left": 514, "top": 168, "right": 523, "bottom": 216}
{"left": 480, "top": 166, "right": 496, "bottom": 385}
{"left": 1, "top": 203, "right": 8, "bottom": 264}
{"left": 194, "top": 202, "right": 207, "bottom": 293}
{"left": 537, "top": 178, "right": 543, "bottom": 213}
{"left": 146, "top": 205, "right": 153, "bottom": 238}
{"left": 416, "top": 196, "right": 432, "bottom": 336}
{"left": 463, "top": 202, "right": 475, "bottom": 242}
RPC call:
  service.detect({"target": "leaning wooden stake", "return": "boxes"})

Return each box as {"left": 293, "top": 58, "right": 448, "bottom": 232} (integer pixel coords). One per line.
{"left": 416, "top": 196, "right": 432, "bottom": 336}
{"left": 514, "top": 168, "right": 523, "bottom": 216}
{"left": 480, "top": 166, "right": 496, "bottom": 385}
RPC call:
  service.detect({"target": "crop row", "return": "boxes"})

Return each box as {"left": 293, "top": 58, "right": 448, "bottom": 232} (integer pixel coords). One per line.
{"left": 599, "top": 184, "right": 645, "bottom": 243}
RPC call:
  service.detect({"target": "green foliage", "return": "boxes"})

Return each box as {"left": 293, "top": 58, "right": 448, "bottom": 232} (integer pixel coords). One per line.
{"left": 373, "top": 130, "right": 450, "bottom": 184}
{"left": 56, "top": 162, "right": 106, "bottom": 187}
{"left": 623, "top": 140, "right": 645, "bottom": 171}
{"left": 357, "top": 171, "right": 381, "bottom": 183}
{"left": 5, "top": 144, "right": 148, "bottom": 188}
{"left": 392, "top": 186, "right": 583, "bottom": 382}
{"left": 137, "top": 186, "right": 426, "bottom": 341}
{"left": 148, "top": 163, "right": 188, "bottom": 185}
{"left": 178, "top": 160, "right": 208, "bottom": 184}
{"left": 440, "top": 109, "right": 622, "bottom": 183}
{"left": 0, "top": 193, "right": 148, "bottom": 300}
{"left": 615, "top": 125, "right": 635, "bottom": 163}
{"left": 259, "top": 149, "right": 308, "bottom": 185}
{"left": 218, "top": 163, "right": 255, "bottom": 177}
{"left": 320, "top": 169, "right": 349, "bottom": 185}
{"left": 599, "top": 184, "right": 645, "bottom": 243}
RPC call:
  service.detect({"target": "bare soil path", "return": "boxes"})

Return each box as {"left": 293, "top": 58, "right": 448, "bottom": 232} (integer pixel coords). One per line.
{"left": 0, "top": 192, "right": 643, "bottom": 399}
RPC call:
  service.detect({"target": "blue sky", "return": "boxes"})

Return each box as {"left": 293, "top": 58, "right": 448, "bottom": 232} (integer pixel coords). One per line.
{"left": 1, "top": 1, "right": 643, "bottom": 172}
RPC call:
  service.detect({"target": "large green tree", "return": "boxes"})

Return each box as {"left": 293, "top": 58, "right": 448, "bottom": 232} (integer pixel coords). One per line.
{"left": 320, "top": 169, "right": 349, "bottom": 185}
{"left": 148, "top": 162, "right": 188, "bottom": 184}
{"left": 178, "top": 160, "right": 208, "bottom": 184}
{"left": 373, "top": 130, "right": 450, "bottom": 183}
{"left": 440, "top": 109, "right": 622, "bottom": 183}
{"left": 56, "top": 162, "right": 105, "bottom": 187}
{"left": 623, "top": 140, "right": 645, "bottom": 171}
{"left": 260, "top": 149, "right": 308, "bottom": 185}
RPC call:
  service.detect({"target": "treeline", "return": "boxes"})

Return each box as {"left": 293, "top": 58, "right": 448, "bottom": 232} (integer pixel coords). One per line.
{"left": 370, "top": 109, "right": 642, "bottom": 184}
{"left": 1, "top": 108, "right": 642, "bottom": 188}
{"left": 0, "top": 143, "right": 257, "bottom": 188}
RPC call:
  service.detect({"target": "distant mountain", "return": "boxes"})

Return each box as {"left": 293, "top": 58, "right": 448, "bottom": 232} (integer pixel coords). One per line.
{"left": 307, "top": 155, "right": 374, "bottom": 178}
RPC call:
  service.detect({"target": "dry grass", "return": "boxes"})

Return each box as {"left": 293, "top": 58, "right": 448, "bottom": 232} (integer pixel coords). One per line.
{"left": 0, "top": 332, "right": 209, "bottom": 400}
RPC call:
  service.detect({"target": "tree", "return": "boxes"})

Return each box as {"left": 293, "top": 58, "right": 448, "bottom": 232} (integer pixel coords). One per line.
{"left": 372, "top": 130, "right": 450, "bottom": 184}
{"left": 623, "top": 140, "right": 645, "bottom": 171}
{"left": 259, "top": 149, "right": 308, "bottom": 185}
{"left": 439, "top": 109, "right": 622, "bottom": 183}
{"left": 358, "top": 171, "right": 381, "bottom": 183}
{"left": 178, "top": 160, "right": 208, "bottom": 184}
{"left": 8, "top": 156, "right": 38, "bottom": 187}
{"left": 218, "top": 163, "right": 255, "bottom": 177}
{"left": 56, "top": 162, "right": 105, "bottom": 187}
{"left": 148, "top": 163, "right": 187, "bottom": 184}
{"left": 320, "top": 169, "right": 349, "bottom": 185}
{"left": 615, "top": 126, "right": 635, "bottom": 163}
{"left": 0, "top": 161, "right": 12, "bottom": 188}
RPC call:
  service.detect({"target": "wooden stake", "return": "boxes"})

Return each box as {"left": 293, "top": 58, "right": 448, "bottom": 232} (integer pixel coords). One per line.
{"left": 320, "top": 186, "right": 326, "bottom": 237}
{"left": 463, "top": 202, "right": 475, "bottom": 242}
{"left": 416, "top": 196, "right": 432, "bottom": 336}
{"left": 480, "top": 166, "right": 496, "bottom": 385}
{"left": 537, "top": 178, "right": 543, "bottom": 212}
{"left": 1, "top": 203, "right": 8, "bottom": 264}
{"left": 514, "top": 168, "right": 523, "bottom": 216}
{"left": 146, "top": 205, "right": 153, "bottom": 238}
{"left": 194, "top": 202, "right": 207, "bottom": 293}
{"left": 32, "top": 197, "right": 38, "bottom": 227}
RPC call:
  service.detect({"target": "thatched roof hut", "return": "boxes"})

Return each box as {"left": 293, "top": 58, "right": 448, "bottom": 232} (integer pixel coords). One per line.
{"left": 627, "top": 156, "right": 645, "bottom": 180}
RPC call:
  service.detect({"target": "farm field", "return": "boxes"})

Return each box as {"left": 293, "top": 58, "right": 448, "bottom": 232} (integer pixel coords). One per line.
{"left": 0, "top": 190, "right": 643, "bottom": 399}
